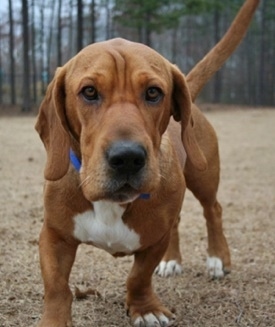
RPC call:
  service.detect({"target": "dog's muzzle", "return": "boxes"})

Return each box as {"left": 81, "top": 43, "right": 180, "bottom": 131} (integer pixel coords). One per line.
{"left": 105, "top": 141, "right": 147, "bottom": 202}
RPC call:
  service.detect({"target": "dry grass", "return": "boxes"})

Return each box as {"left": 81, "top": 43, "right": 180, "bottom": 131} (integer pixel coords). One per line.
{"left": 0, "top": 106, "right": 275, "bottom": 327}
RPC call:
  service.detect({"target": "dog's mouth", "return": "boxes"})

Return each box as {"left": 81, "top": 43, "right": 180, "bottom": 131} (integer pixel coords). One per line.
{"left": 106, "top": 183, "right": 143, "bottom": 204}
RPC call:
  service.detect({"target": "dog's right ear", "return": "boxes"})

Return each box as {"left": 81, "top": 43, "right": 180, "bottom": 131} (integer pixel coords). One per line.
{"left": 35, "top": 67, "right": 70, "bottom": 181}
{"left": 171, "top": 65, "right": 207, "bottom": 171}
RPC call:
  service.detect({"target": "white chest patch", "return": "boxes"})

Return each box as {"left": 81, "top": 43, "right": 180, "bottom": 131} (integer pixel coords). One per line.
{"left": 73, "top": 201, "right": 141, "bottom": 254}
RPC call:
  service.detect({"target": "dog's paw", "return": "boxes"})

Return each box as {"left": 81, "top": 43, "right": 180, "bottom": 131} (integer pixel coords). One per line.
{"left": 207, "top": 256, "right": 225, "bottom": 278}
{"left": 155, "top": 260, "right": 183, "bottom": 277}
{"left": 133, "top": 312, "right": 175, "bottom": 327}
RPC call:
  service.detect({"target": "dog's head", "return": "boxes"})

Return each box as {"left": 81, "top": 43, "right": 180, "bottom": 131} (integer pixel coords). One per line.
{"left": 36, "top": 38, "right": 206, "bottom": 203}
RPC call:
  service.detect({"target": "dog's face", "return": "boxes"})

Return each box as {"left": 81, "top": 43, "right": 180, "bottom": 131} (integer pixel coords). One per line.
{"left": 36, "top": 38, "right": 206, "bottom": 203}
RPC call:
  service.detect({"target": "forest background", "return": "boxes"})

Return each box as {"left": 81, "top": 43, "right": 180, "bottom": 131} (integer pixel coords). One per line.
{"left": 0, "top": 0, "right": 274, "bottom": 111}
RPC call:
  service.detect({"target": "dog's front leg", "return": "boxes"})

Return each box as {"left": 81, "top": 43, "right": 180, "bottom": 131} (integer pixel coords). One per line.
{"left": 126, "top": 233, "right": 174, "bottom": 327}
{"left": 37, "top": 224, "right": 78, "bottom": 327}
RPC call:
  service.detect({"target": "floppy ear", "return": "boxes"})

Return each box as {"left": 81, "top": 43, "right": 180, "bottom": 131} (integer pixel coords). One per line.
{"left": 35, "top": 67, "right": 70, "bottom": 181}
{"left": 171, "top": 65, "right": 207, "bottom": 171}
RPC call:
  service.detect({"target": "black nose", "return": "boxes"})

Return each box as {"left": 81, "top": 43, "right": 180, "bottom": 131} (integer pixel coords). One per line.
{"left": 106, "top": 141, "right": 147, "bottom": 174}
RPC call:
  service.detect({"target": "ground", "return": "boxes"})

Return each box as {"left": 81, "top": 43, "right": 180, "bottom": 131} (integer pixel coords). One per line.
{"left": 0, "top": 106, "right": 274, "bottom": 327}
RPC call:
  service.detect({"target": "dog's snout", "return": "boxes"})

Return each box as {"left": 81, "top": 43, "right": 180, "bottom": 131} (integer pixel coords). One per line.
{"left": 107, "top": 141, "right": 147, "bottom": 174}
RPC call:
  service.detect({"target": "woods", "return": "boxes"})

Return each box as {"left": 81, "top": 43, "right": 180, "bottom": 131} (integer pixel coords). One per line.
{"left": 0, "top": 0, "right": 274, "bottom": 110}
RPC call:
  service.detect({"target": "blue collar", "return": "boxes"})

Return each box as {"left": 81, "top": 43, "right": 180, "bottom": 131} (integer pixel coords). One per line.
{"left": 69, "top": 149, "right": 150, "bottom": 200}
{"left": 69, "top": 149, "right": 81, "bottom": 172}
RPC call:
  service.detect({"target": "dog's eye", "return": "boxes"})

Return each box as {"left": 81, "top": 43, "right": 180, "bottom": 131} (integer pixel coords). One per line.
{"left": 145, "top": 87, "right": 163, "bottom": 103}
{"left": 81, "top": 86, "right": 99, "bottom": 101}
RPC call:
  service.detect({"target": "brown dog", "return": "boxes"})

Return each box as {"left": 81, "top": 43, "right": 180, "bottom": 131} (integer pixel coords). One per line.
{"left": 35, "top": 1, "right": 259, "bottom": 326}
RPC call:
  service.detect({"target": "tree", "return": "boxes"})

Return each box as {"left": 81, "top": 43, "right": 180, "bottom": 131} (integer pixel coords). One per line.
{"left": 39, "top": 1, "right": 46, "bottom": 94}
{"left": 113, "top": 0, "right": 217, "bottom": 47}
{"left": 22, "top": 0, "right": 31, "bottom": 111}
{"left": 8, "top": 0, "right": 16, "bottom": 105}
{"left": 114, "top": 0, "right": 182, "bottom": 46}
{"left": 0, "top": 0, "right": 273, "bottom": 107}
{"left": 0, "top": 29, "right": 2, "bottom": 104}
{"left": 68, "top": 0, "right": 74, "bottom": 58}
{"left": 77, "top": 0, "right": 83, "bottom": 51}
{"left": 258, "top": 0, "right": 267, "bottom": 105}
{"left": 46, "top": 0, "right": 56, "bottom": 84}
{"left": 57, "top": 0, "right": 63, "bottom": 66}
{"left": 90, "top": 0, "right": 96, "bottom": 43}
{"left": 31, "top": 0, "right": 37, "bottom": 103}
{"left": 103, "top": 0, "right": 113, "bottom": 39}
{"left": 212, "top": 2, "right": 223, "bottom": 103}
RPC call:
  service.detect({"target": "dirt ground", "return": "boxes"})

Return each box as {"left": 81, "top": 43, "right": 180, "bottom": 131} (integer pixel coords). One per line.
{"left": 0, "top": 106, "right": 274, "bottom": 327}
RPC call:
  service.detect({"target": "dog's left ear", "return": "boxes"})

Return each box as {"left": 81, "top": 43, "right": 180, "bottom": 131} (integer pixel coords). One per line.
{"left": 171, "top": 65, "right": 207, "bottom": 171}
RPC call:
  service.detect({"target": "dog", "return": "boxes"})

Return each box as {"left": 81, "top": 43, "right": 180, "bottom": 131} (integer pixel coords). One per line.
{"left": 35, "top": 0, "right": 259, "bottom": 326}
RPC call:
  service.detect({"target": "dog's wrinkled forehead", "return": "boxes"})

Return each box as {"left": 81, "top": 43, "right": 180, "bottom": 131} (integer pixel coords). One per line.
{"left": 64, "top": 38, "right": 171, "bottom": 83}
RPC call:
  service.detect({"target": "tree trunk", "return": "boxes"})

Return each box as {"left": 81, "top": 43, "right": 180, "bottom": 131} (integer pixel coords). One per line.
{"left": 77, "top": 0, "right": 83, "bottom": 52}
{"left": 8, "top": 0, "right": 16, "bottom": 105}
{"left": 57, "top": 0, "right": 62, "bottom": 66}
{"left": 22, "top": 0, "right": 31, "bottom": 112}
{"left": 105, "top": 0, "right": 112, "bottom": 39}
{"left": 0, "top": 36, "right": 2, "bottom": 104}
{"left": 171, "top": 26, "right": 178, "bottom": 63}
{"left": 144, "top": 11, "right": 151, "bottom": 47}
{"left": 68, "top": 0, "right": 74, "bottom": 58}
{"left": 90, "top": 0, "right": 96, "bottom": 43}
{"left": 271, "top": 12, "right": 275, "bottom": 106}
{"left": 31, "top": 0, "right": 37, "bottom": 104}
{"left": 258, "top": 0, "right": 266, "bottom": 105}
{"left": 39, "top": 2, "right": 46, "bottom": 95}
{"left": 244, "top": 32, "right": 254, "bottom": 105}
{"left": 47, "top": 0, "right": 56, "bottom": 83}
{"left": 212, "top": 6, "right": 222, "bottom": 103}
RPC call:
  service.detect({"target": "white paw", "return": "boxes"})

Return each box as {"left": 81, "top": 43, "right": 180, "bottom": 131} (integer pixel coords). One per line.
{"left": 155, "top": 260, "right": 183, "bottom": 277}
{"left": 133, "top": 312, "right": 174, "bottom": 327}
{"left": 207, "top": 256, "right": 224, "bottom": 278}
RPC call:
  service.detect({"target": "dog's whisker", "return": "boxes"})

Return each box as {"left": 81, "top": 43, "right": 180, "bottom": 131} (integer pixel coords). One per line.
{"left": 158, "top": 172, "right": 168, "bottom": 182}
{"left": 78, "top": 175, "right": 91, "bottom": 189}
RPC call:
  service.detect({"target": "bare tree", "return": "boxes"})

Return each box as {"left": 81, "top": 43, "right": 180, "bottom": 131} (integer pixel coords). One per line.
{"left": 77, "top": 0, "right": 83, "bottom": 51}
{"left": 104, "top": 0, "right": 112, "bottom": 39}
{"left": 258, "top": 0, "right": 267, "bottom": 105}
{"left": 90, "top": 0, "right": 96, "bottom": 44}
{"left": 31, "top": 0, "right": 37, "bottom": 103}
{"left": 22, "top": 0, "right": 31, "bottom": 111}
{"left": 46, "top": 0, "right": 56, "bottom": 82}
{"left": 0, "top": 0, "right": 273, "bottom": 107}
{"left": 8, "top": 0, "right": 16, "bottom": 105}
{"left": 39, "top": 1, "right": 46, "bottom": 94}
{"left": 68, "top": 0, "right": 74, "bottom": 58}
{"left": 0, "top": 27, "right": 2, "bottom": 104}
{"left": 212, "top": 6, "right": 223, "bottom": 103}
{"left": 57, "top": 0, "right": 63, "bottom": 66}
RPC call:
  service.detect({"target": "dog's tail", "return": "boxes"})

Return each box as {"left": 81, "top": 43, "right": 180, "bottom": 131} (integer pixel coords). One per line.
{"left": 186, "top": 0, "right": 259, "bottom": 102}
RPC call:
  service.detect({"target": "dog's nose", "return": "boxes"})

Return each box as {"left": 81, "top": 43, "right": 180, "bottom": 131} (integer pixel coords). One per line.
{"left": 106, "top": 141, "right": 146, "bottom": 174}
